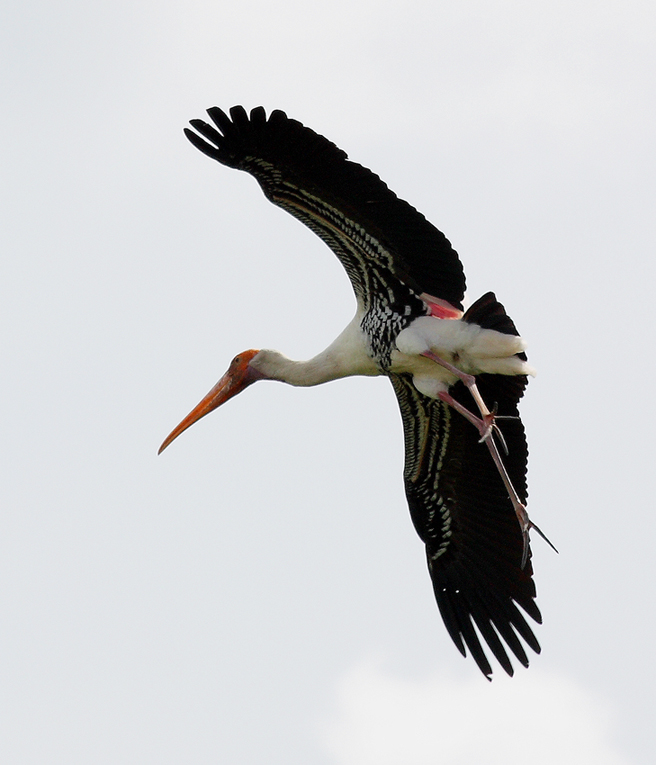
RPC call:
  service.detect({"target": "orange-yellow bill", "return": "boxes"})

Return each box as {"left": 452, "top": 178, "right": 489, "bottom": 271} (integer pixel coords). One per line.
{"left": 158, "top": 349, "right": 261, "bottom": 454}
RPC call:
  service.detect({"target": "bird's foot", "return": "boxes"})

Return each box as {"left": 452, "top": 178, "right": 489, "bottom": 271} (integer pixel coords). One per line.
{"left": 478, "top": 407, "right": 496, "bottom": 442}
{"left": 514, "top": 502, "right": 532, "bottom": 569}
{"left": 476, "top": 403, "right": 511, "bottom": 455}
{"left": 486, "top": 479, "right": 554, "bottom": 569}
{"left": 526, "top": 519, "right": 559, "bottom": 560}
{"left": 435, "top": 389, "right": 508, "bottom": 456}
{"left": 518, "top": 516, "right": 559, "bottom": 568}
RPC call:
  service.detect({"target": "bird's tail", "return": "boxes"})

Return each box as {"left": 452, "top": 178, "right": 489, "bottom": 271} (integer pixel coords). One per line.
{"left": 463, "top": 292, "right": 522, "bottom": 338}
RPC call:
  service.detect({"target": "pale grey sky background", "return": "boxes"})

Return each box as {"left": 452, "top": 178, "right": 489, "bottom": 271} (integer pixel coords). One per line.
{"left": 2, "top": 1, "right": 655, "bottom": 763}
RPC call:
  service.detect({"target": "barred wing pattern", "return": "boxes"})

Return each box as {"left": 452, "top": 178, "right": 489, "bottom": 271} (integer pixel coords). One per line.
{"left": 184, "top": 106, "right": 466, "bottom": 313}
{"left": 390, "top": 294, "right": 540, "bottom": 677}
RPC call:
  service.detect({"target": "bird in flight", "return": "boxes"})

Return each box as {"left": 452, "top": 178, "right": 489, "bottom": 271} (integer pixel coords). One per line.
{"left": 159, "top": 106, "right": 553, "bottom": 678}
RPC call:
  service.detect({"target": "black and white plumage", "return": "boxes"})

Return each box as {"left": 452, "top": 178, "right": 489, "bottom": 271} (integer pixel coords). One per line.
{"left": 159, "top": 105, "right": 546, "bottom": 678}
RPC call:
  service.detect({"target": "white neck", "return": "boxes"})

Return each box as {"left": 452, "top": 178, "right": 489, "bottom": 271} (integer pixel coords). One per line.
{"left": 251, "top": 313, "right": 380, "bottom": 387}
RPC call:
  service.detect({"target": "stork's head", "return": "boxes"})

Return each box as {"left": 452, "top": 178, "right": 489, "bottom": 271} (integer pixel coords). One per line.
{"left": 158, "top": 349, "right": 264, "bottom": 454}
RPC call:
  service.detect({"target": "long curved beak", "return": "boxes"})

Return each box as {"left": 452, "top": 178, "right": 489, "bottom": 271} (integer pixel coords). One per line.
{"left": 158, "top": 349, "right": 261, "bottom": 454}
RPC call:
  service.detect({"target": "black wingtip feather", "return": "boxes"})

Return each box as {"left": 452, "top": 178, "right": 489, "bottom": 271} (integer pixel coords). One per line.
{"left": 434, "top": 587, "right": 467, "bottom": 658}
{"left": 189, "top": 118, "right": 223, "bottom": 147}
{"left": 183, "top": 126, "right": 222, "bottom": 161}
{"left": 207, "top": 106, "right": 235, "bottom": 136}
{"left": 249, "top": 105, "right": 267, "bottom": 128}
{"left": 182, "top": 105, "right": 466, "bottom": 307}
{"left": 228, "top": 104, "right": 249, "bottom": 123}
{"left": 433, "top": 565, "right": 538, "bottom": 677}
{"left": 452, "top": 593, "right": 536, "bottom": 676}
{"left": 452, "top": 601, "right": 494, "bottom": 678}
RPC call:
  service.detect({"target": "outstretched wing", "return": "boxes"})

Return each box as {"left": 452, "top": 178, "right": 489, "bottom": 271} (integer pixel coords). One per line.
{"left": 183, "top": 106, "right": 465, "bottom": 311}
{"left": 389, "top": 294, "right": 540, "bottom": 678}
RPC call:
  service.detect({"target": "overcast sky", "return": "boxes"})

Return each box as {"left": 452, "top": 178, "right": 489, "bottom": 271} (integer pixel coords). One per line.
{"left": 2, "top": 1, "right": 655, "bottom": 763}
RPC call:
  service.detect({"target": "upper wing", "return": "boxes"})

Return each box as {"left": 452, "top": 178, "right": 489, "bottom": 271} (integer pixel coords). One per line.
{"left": 183, "top": 106, "right": 466, "bottom": 311}
{"left": 389, "top": 294, "right": 540, "bottom": 678}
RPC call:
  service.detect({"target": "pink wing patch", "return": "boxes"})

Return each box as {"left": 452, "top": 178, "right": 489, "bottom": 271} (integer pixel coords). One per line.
{"left": 420, "top": 293, "right": 463, "bottom": 320}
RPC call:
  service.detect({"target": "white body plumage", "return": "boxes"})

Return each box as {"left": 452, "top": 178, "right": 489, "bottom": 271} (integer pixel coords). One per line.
{"left": 249, "top": 311, "right": 534, "bottom": 403}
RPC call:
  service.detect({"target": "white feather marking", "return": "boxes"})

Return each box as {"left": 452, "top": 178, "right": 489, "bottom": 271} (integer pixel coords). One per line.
{"left": 393, "top": 316, "right": 535, "bottom": 400}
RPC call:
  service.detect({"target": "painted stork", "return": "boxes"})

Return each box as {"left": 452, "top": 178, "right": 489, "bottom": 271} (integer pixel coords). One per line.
{"left": 159, "top": 106, "right": 552, "bottom": 678}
